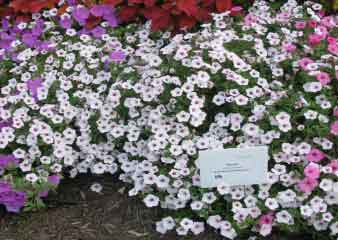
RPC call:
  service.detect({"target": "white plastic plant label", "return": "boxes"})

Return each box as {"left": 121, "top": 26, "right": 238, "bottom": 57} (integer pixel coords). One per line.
{"left": 196, "top": 146, "right": 269, "bottom": 188}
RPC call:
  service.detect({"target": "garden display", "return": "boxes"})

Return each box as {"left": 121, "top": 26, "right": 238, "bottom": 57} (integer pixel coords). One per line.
{"left": 0, "top": 0, "right": 337, "bottom": 239}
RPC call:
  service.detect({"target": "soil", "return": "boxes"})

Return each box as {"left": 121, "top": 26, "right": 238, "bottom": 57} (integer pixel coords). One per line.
{"left": 0, "top": 174, "right": 312, "bottom": 240}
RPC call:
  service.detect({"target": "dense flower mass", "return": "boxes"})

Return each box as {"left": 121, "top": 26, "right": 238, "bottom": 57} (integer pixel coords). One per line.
{"left": 0, "top": 0, "right": 338, "bottom": 239}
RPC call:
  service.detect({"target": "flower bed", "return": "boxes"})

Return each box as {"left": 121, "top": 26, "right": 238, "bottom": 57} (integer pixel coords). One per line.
{"left": 1, "top": 0, "right": 338, "bottom": 238}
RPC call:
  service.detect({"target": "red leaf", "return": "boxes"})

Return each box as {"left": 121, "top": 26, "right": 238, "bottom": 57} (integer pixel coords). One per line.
{"left": 58, "top": 4, "right": 69, "bottom": 15}
{"left": 103, "top": 0, "right": 124, "bottom": 7}
{"left": 0, "top": 7, "right": 14, "bottom": 17}
{"left": 178, "top": 15, "right": 196, "bottom": 29}
{"left": 29, "top": 0, "right": 57, "bottom": 13}
{"left": 16, "top": 15, "right": 31, "bottom": 22}
{"left": 176, "top": 0, "right": 198, "bottom": 16}
{"left": 195, "top": 7, "right": 212, "bottom": 22}
{"left": 144, "top": 0, "right": 156, "bottom": 8}
{"left": 216, "top": 0, "right": 232, "bottom": 12}
{"left": 201, "top": 0, "right": 214, "bottom": 7}
{"left": 141, "top": 6, "right": 173, "bottom": 31}
{"left": 128, "top": 0, "right": 143, "bottom": 4}
{"left": 10, "top": 0, "right": 58, "bottom": 13}
{"left": 83, "top": 0, "right": 96, "bottom": 7}
{"left": 85, "top": 15, "right": 102, "bottom": 29}
{"left": 161, "top": 1, "right": 175, "bottom": 10}
{"left": 151, "top": 13, "right": 172, "bottom": 31}
{"left": 118, "top": 6, "right": 138, "bottom": 22}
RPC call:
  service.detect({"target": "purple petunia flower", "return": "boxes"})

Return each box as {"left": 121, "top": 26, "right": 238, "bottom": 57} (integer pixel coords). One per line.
{"left": 0, "top": 182, "right": 26, "bottom": 213}
{"left": 110, "top": 50, "right": 126, "bottom": 62}
{"left": 67, "top": 0, "right": 77, "bottom": 6}
{"left": 38, "top": 190, "right": 49, "bottom": 198}
{"left": 27, "top": 78, "right": 43, "bottom": 101}
{"left": 37, "top": 41, "right": 54, "bottom": 52}
{"left": 90, "top": 5, "right": 106, "bottom": 17}
{"left": 1, "top": 19, "right": 9, "bottom": 31}
{"left": 0, "top": 39, "right": 12, "bottom": 51}
{"left": 0, "top": 155, "right": 19, "bottom": 169}
{"left": 3, "top": 191, "right": 26, "bottom": 213}
{"left": 22, "top": 33, "right": 37, "bottom": 48}
{"left": 91, "top": 26, "right": 106, "bottom": 39}
{"left": 48, "top": 175, "right": 61, "bottom": 185}
{"left": 31, "top": 20, "right": 44, "bottom": 37}
{"left": 72, "top": 7, "right": 90, "bottom": 25}
{"left": 77, "top": 28, "right": 90, "bottom": 36}
{"left": 0, "top": 119, "right": 12, "bottom": 130}
{"left": 0, "top": 182, "right": 12, "bottom": 193}
{"left": 59, "top": 17, "right": 72, "bottom": 29}
{"left": 104, "top": 14, "right": 118, "bottom": 28}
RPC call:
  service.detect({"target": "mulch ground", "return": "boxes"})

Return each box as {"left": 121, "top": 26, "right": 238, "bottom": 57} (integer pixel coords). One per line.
{"left": 0, "top": 174, "right": 312, "bottom": 240}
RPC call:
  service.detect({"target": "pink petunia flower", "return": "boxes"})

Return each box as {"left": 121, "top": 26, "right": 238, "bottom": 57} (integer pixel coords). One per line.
{"left": 327, "top": 36, "right": 337, "bottom": 45}
{"left": 298, "top": 58, "right": 314, "bottom": 70}
{"left": 298, "top": 177, "right": 318, "bottom": 193}
{"left": 334, "top": 107, "right": 338, "bottom": 116}
{"left": 307, "top": 20, "right": 318, "bottom": 28}
{"left": 306, "top": 148, "right": 325, "bottom": 162}
{"left": 282, "top": 43, "right": 297, "bottom": 53}
{"left": 328, "top": 160, "right": 338, "bottom": 173}
{"left": 258, "top": 213, "right": 274, "bottom": 226}
{"left": 304, "top": 163, "right": 320, "bottom": 179}
{"left": 321, "top": 16, "right": 336, "bottom": 28}
{"left": 328, "top": 43, "right": 338, "bottom": 55}
{"left": 331, "top": 120, "right": 338, "bottom": 135}
{"left": 244, "top": 14, "right": 257, "bottom": 26}
{"left": 308, "top": 33, "right": 323, "bottom": 46}
{"left": 295, "top": 20, "right": 306, "bottom": 29}
{"left": 316, "top": 72, "right": 331, "bottom": 85}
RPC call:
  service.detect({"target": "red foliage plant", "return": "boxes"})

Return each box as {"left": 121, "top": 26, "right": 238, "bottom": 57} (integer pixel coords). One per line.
{"left": 0, "top": 0, "right": 241, "bottom": 31}
{"left": 103, "top": 0, "right": 240, "bottom": 31}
